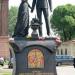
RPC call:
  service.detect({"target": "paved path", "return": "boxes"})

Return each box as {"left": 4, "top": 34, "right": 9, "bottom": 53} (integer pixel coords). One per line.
{"left": 0, "top": 65, "right": 12, "bottom": 75}
{"left": 57, "top": 66, "right": 75, "bottom": 75}
{"left": 0, "top": 65, "right": 75, "bottom": 75}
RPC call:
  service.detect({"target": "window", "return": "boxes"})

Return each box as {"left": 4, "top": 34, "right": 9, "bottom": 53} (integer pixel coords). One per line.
{"left": 57, "top": 49, "right": 59, "bottom": 55}
{"left": 28, "top": 49, "right": 44, "bottom": 68}
{"left": 65, "top": 48, "right": 67, "bottom": 55}
{"left": 61, "top": 49, "right": 63, "bottom": 55}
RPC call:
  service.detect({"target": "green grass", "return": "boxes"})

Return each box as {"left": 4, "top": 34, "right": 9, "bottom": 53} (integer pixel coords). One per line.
{"left": 0, "top": 72, "right": 12, "bottom": 75}
{"left": 3, "top": 73, "right": 11, "bottom": 75}
{"left": 4, "top": 60, "right": 9, "bottom": 65}
{"left": 0, "top": 70, "right": 12, "bottom": 75}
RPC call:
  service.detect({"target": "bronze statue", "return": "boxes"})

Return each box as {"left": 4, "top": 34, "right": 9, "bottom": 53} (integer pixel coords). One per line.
{"left": 31, "top": 0, "right": 52, "bottom": 36}
{"left": 13, "top": 0, "right": 31, "bottom": 37}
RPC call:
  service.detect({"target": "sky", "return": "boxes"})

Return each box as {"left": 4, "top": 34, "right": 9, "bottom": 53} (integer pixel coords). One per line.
{"left": 9, "top": 0, "right": 75, "bottom": 36}
{"left": 9, "top": 0, "right": 75, "bottom": 9}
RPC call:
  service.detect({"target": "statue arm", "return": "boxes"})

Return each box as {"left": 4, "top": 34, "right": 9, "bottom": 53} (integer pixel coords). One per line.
{"left": 27, "top": 2, "right": 32, "bottom": 9}
{"left": 48, "top": 0, "right": 52, "bottom": 12}
{"left": 31, "top": 0, "right": 36, "bottom": 12}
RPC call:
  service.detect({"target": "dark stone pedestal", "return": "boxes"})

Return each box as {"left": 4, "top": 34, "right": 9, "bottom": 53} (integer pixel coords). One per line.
{"left": 10, "top": 37, "right": 57, "bottom": 75}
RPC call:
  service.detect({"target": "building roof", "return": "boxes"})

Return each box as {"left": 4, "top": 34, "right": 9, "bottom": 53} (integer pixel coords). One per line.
{"left": 61, "top": 40, "right": 75, "bottom": 45}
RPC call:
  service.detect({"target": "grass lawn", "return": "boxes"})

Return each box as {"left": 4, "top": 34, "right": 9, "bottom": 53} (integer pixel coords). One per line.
{"left": 0, "top": 69, "right": 12, "bottom": 75}
{"left": 0, "top": 72, "right": 12, "bottom": 75}
{"left": 2, "top": 73, "right": 11, "bottom": 75}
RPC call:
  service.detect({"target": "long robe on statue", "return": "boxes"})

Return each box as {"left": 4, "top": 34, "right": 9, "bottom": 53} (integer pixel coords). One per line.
{"left": 13, "top": 1, "right": 29, "bottom": 37}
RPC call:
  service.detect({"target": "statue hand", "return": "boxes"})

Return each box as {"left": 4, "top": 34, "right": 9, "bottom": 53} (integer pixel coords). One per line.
{"left": 31, "top": 9, "right": 33, "bottom": 13}
{"left": 50, "top": 9, "right": 52, "bottom": 12}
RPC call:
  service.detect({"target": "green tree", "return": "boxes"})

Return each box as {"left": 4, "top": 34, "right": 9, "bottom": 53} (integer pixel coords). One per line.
{"left": 51, "top": 4, "right": 75, "bottom": 41}
{"left": 8, "top": 7, "right": 18, "bottom": 36}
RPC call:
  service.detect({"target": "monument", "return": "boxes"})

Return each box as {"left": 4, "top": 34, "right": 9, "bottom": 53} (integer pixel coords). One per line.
{"left": 9, "top": 0, "right": 61, "bottom": 75}
{"left": 13, "top": 0, "right": 31, "bottom": 37}
{"left": 31, "top": 0, "right": 52, "bottom": 36}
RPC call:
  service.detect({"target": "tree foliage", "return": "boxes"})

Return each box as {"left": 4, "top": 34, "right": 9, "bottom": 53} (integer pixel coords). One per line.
{"left": 51, "top": 4, "right": 75, "bottom": 41}
{"left": 8, "top": 7, "right": 18, "bottom": 36}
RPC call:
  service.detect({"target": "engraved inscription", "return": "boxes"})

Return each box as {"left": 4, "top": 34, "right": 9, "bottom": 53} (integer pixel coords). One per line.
{"left": 19, "top": 73, "right": 54, "bottom": 75}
